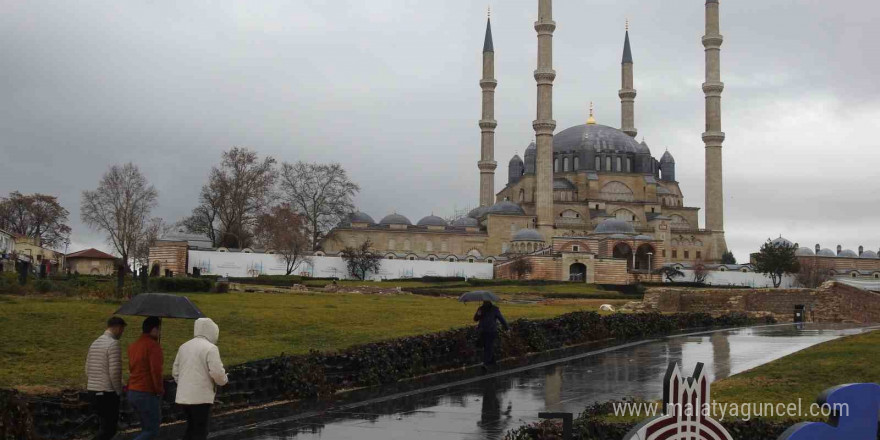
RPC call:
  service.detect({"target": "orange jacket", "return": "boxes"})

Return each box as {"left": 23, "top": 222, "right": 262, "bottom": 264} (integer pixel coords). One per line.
{"left": 127, "top": 334, "right": 164, "bottom": 395}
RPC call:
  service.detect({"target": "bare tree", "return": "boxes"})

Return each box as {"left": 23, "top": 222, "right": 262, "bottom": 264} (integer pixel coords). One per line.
{"left": 795, "top": 257, "right": 832, "bottom": 288}
{"left": 81, "top": 163, "right": 158, "bottom": 296}
{"left": 0, "top": 191, "right": 71, "bottom": 249}
{"left": 509, "top": 255, "right": 533, "bottom": 280}
{"left": 692, "top": 260, "right": 709, "bottom": 284}
{"left": 279, "top": 162, "right": 359, "bottom": 250}
{"left": 197, "top": 147, "right": 277, "bottom": 248}
{"left": 133, "top": 217, "right": 169, "bottom": 273}
{"left": 254, "top": 204, "right": 312, "bottom": 275}
{"left": 654, "top": 266, "right": 685, "bottom": 283}
{"left": 340, "top": 240, "right": 382, "bottom": 280}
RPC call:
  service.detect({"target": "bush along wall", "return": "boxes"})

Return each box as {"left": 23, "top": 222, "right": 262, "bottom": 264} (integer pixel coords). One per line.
{"left": 21, "top": 312, "right": 773, "bottom": 439}
{"left": 147, "top": 277, "right": 214, "bottom": 293}
{"left": 502, "top": 401, "right": 862, "bottom": 440}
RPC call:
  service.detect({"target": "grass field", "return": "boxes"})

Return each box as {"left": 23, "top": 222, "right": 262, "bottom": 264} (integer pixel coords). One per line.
{"left": 302, "top": 279, "right": 625, "bottom": 299}
{"left": 0, "top": 292, "right": 623, "bottom": 392}
{"left": 712, "top": 329, "right": 880, "bottom": 407}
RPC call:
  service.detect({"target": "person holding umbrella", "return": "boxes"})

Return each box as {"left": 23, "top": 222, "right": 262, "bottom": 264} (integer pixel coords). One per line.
{"left": 127, "top": 317, "right": 164, "bottom": 440}
{"left": 472, "top": 297, "right": 509, "bottom": 370}
{"left": 172, "top": 318, "right": 229, "bottom": 440}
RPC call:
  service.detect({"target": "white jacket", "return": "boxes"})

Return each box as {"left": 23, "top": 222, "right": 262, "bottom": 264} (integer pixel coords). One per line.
{"left": 172, "top": 318, "right": 229, "bottom": 405}
{"left": 85, "top": 330, "right": 123, "bottom": 395}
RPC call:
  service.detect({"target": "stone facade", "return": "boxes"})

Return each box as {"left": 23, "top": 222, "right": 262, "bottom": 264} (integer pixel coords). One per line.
{"left": 148, "top": 240, "right": 189, "bottom": 277}
{"left": 636, "top": 281, "right": 880, "bottom": 323}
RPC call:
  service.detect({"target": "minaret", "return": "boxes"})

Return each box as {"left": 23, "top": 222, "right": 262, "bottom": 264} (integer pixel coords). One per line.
{"left": 533, "top": 0, "right": 556, "bottom": 235}
{"left": 619, "top": 21, "right": 637, "bottom": 138}
{"left": 703, "top": 0, "right": 725, "bottom": 232}
{"left": 478, "top": 11, "right": 498, "bottom": 207}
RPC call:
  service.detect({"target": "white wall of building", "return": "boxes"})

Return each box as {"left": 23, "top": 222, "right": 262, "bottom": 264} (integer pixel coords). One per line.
{"left": 188, "top": 250, "right": 494, "bottom": 280}
{"left": 671, "top": 269, "right": 797, "bottom": 288}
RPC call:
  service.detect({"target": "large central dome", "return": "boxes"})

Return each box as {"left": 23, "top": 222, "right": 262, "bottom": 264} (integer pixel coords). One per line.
{"left": 553, "top": 123, "right": 647, "bottom": 155}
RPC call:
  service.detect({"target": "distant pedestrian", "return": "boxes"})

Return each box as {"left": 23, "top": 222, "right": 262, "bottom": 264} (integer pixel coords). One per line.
{"left": 85, "top": 316, "right": 127, "bottom": 440}
{"left": 127, "top": 317, "right": 164, "bottom": 440}
{"left": 173, "top": 318, "right": 229, "bottom": 440}
{"left": 473, "top": 301, "right": 509, "bottom": 368}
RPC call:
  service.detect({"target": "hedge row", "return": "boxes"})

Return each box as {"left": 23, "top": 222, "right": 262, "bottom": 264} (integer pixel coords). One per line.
{"left": 147, "top": 277, "right": 215, "bottom": 293}
{"left": 14, "top": 311, "right": 773, "bottom": 439}
{"left": 503, "top": 401, "right": 878, "bottom": 440}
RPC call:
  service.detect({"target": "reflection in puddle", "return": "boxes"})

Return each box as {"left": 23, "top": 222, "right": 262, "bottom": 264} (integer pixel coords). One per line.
{"left": 205, "top": 324, "right": 872, "bottom": 440}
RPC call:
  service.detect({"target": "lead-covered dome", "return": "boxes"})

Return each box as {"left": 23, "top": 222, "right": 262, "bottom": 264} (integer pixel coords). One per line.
{"left": 860, "top": 250, "right": 878, "bottom": 259}
{"left": 553, "top": 124, "right": 643, "bottom": 156}
{"left": 416, "top": 215, "right": 447, "bottom": 227}
{"left": 467, "top": 205, "right": 490, "bottom": 219}
{"left": 452, "top": 217, "right": 478, "bottom": 228}
{"left": 486, "top": 201, "right": 526, "bottom": 216}
{"left": 512, "top": 228, "right": 544, "bottom": 242}
{"left": 838, "top": 249, "right": 858, "bottom": 258}
{"left": 349, "top": 212, "right": 375, "bottom": 224}
{"left": 771, "top": 237, "right": 794, "bottom": 248}
{"left": 817, "top": 248, "right": 836, "bottom": 257}
{"left": 594, "top": 219, "right": 636, "bottom": 235}
{"left": 379, "top": 213, "right": 411, "bottom": 226}
{"left": 795, "top": 247, "right": 815, "bottom": 256}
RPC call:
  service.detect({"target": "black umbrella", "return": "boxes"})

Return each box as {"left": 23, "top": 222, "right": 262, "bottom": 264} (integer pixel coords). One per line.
{"left": 458, "top": 290, "right": 501, "bottom": 303}
{"left": 114, "top": 293, "right": 205, "bottom": 319}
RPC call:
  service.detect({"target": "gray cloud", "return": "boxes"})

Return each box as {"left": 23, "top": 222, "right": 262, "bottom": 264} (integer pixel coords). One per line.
{"left": 1, "top": 0, "right": 878, "bottom": 261}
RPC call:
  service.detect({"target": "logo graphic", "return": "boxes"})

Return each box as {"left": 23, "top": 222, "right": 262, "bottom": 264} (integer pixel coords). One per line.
{"left": 779, "top": 383, "right": 880, "bottom": 440}
{"left": 623, "top": 362, "right": 732, "bottom": 440}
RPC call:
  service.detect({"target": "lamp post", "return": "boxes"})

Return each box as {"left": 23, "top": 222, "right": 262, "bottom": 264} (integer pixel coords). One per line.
{"left": 647, "top": 252, "right": 654, "bottom": 273}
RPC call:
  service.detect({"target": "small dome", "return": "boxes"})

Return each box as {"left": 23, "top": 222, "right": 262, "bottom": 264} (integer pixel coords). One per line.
{"left": 817, "top": 248, "right": 837, "bottom": 257}
{"left": 452, "top": 217, "right": 478, "bottom": 228}
{"left": 509, "top": 155, "right": 523, "bottom": 165}
{"left": 553, "top": 178, "right": 576, "bottom": 190}
{"left": 349, "top": 212, "right": 375, "bottom": 224}
{"left": 379, "top": 213, "right": 412, "bottom": 226}
{"left": 512, "top": 228, "right": 544, "bottom": 242}
{"left": 859, "top": 250, "right": 878, "bottom": 259}
{"left": 416, "top": 215, "right": 447, "bottom": 227}
{"left": 795, "top": 247, "right": 815, "bottom": 256}
{"left": 594, "top": 219, "right": 636, "bottom": 235}
{"left": 771, "top": 237, "right": 794, "bottom": 248}
{"left": 660, "top": 150, "right": 675, "bottom": 164}
{"left": 486, "top": 201, "right": 526, "bottom": 216}
{"left": 467, "top": 205, "right": 490, "bottom": 219}
{"left": 838, "top": 249, "right": 858, "bottom": 258}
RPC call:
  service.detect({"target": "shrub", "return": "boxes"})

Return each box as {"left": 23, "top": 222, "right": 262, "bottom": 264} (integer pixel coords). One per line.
{"left": 147, "top": 277, "right": 214, "bottom": 293}
{"left": 33, "top": 279, "right": 56, "bottom": 294}
{"left": 227, "top": 275, "right": 303, "bottom": 286}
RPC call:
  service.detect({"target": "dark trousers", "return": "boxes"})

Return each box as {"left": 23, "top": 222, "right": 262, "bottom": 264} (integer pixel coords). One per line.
{"left": 180, "top": 404, "right": 212, "bottom": 440}
{"left": 90, "top": 392, "right": 120, "bottom": 440}
{"left": 127, "top": 390, "right": 161, "bottom": 440}
{"left": 480, "top": 331, "right": 497, "bottom": 366}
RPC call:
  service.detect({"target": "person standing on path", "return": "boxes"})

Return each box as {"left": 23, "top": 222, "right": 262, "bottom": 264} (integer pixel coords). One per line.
{"left": 173, "top": 318, "right": 229, "bottom": 440}
{"left": 127, "top": 317, "right": 164, "bottom": 440}
{"left": 473, "top": 301, "right": 509, "bottom": 369}
{"left": 85, "top": 316, "right": 127, "bottom": 440}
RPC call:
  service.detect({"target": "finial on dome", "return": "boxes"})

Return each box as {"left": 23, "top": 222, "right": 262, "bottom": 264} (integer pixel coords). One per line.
{"left": 587, "top": 102, "right": 596, "bottom": 125}
{"left": 487, "top": 5, "right": 490, "bottom": 18}
{"left": 626, "top": 18, "right": 629, "bottom": 32}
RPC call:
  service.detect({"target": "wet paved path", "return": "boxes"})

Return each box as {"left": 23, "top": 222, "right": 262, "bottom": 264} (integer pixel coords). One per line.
{"left": 206, "top": 324, "right": 874, "bottom": 440}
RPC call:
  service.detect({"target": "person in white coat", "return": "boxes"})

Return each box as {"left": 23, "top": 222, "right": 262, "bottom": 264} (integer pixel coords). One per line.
{"left": 172, "top": 318, "right": 228, "bottom": 440}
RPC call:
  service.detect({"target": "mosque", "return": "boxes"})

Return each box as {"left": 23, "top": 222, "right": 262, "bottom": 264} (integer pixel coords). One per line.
{"left": 320, "top": 0, "right": 729, "bottom": 284}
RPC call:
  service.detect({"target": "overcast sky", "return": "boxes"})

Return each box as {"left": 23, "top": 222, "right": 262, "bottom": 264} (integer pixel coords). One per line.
{"left": 2, "top": 0, "right": 878, "bottom": 261}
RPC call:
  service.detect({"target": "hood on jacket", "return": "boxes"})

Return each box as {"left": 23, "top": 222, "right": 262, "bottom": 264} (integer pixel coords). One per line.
{"left": 193, "top": 318, "right": 219, "bottom": 344}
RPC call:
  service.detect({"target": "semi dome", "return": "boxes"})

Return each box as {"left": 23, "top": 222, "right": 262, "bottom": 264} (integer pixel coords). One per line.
{"left": 452, "top": 217, "right": 478, "bottom": 228}
{"left": 553, "top": 123, "right": 643, "bottom": 156}
{"left": 467, "top": 205, "right": 490, "bottom": 219}
{"left": 553, "top": 178, "right": 576, "bottom": 190}
{"left": 486, "top": 201, "right": 526, "bottom": 216}
{"left": 860, "top": 250, "right": 878, "bottom": 259}
{"left": 416, "top": 215, "right": 447, "bottom": 227}
{"left": 795, "top": 247, "right": 815, "bottom": 256}
{"left": 838, "top": 249, "right": 858, "bottom": 258}
{"left": 771, "top": 236, "right": 794, "bottom": 247}
{"left": 817, "top": 248, "right": 837, "bottom": 257}
{"left": 594, "top": 218, "right": 636, "bottom": 235}
{"left": 379, "top": 213, "right": 411, "bottom": 226}
{"left": 512, "top": 228, "right": 544, "bottom": 242}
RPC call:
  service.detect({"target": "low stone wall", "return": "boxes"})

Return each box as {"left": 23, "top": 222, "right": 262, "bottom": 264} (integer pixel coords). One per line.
{"left": 636, "top": 281, "right": 880, "bottom": 323}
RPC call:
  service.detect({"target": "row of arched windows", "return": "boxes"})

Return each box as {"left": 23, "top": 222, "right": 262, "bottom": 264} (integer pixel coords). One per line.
{"left": 551, "top": 154, "right": 636, "bottom": 173}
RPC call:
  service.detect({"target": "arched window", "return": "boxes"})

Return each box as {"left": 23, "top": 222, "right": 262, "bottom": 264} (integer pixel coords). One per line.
{"left": 426, "top": 241, "right": 433, "bottom": 252}
{"left": 616, "top": 157, "right": 622, "bottom": 172}
{"left": 388, "top": 239, "right": 396, "bottom": 249}
{"left": 670, "top": 215, "right": 690, "bottom": 229}
{"left": 606, "top": 156, "right": 612, "bottom": 171}
{"left": 595, "top": 156, "right": 601, "bottom": 170}
{"left": 554, "top": 158, "right": 559, "bottom": 172}
{"left": 574, "top": 157, "right": 580, "bottom": 170}
{"left": 626, "top": 158, "right": 632, "bottom": 172}
{"left": 563, "top": 157, "right": 569, "bottom": 172}
{"left": 518, "top": 188, "right": 525, "bottom": 202}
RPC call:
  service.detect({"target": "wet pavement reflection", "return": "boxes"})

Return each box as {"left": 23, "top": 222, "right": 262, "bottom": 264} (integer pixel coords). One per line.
{"left": 207, "top": 324, "right": 874, "bottom": 440}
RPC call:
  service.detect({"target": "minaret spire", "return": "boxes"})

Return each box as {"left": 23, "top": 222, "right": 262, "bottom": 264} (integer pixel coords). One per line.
{"left": 478, "top": 12, "right": 498, "bottom": 207}
{"left": 533, "top": 0, "right": 556, "bottom": 237}
{"left": 703, "top": 0, "right": 725, "bottom": 234}
{"left": 619, "top": 21, "right": 637, "bottom": 137}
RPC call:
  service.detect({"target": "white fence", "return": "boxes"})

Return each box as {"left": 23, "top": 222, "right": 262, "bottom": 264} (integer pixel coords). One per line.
{"left": 671, "top": 269, "right": 796, "bottom": 288}
{"left": 187, "top": 250, "right": 494, "bottom": 280}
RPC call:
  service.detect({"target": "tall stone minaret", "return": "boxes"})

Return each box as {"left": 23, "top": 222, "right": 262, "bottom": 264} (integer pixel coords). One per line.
{"left": 619, "top": 21, "right": 637, "bottom": 138}
{"left": 478, "top": 13, "right": 498, "bottom": 207}
{"left": 703, "top": 0, "right": 725, "bottom": 233}
{"left": 533, "top": 0, "right": 556, "bottom": 235}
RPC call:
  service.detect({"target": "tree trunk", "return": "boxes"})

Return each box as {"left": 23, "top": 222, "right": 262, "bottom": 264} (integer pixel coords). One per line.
{"left": 117, "top": 255, "right": 126, "bottom": 298}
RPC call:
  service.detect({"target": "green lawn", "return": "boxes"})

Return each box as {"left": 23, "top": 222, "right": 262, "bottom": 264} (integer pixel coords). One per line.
{"left": 0, "top": 292, "right": 619, "bottom": 392}
{"left": 712, "top": 329, "right": 880, "bottom": 406}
